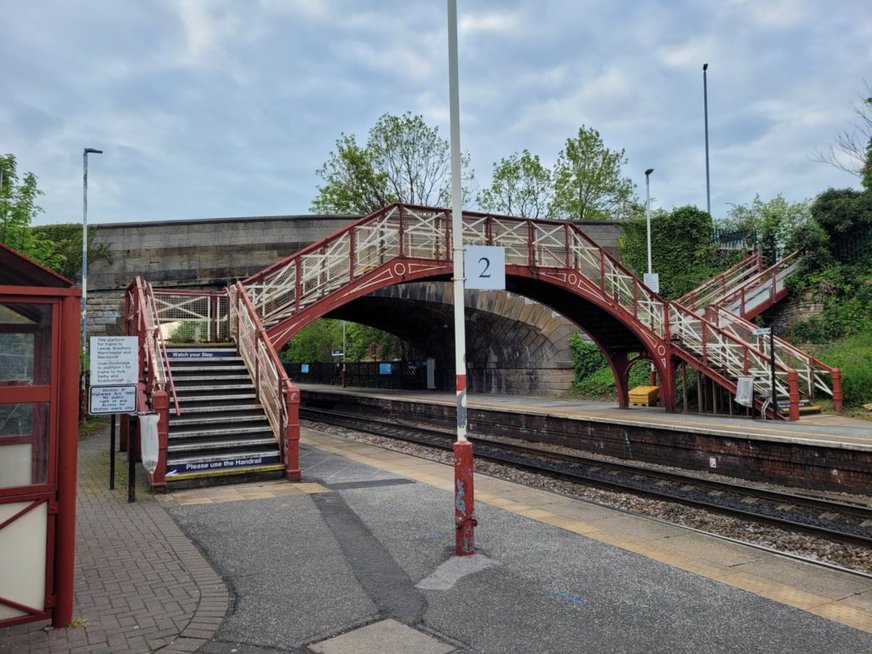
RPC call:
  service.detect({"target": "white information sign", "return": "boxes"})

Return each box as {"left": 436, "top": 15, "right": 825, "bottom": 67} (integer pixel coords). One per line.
{"left": 464, "top": 246, "right": 505, "bottom": 290}
{"left": 752, "top": 327, "right": 771, "bottom": 337}
{"left": 89, "top": 385, "right": 137, "bottom": 415}
{"left": 90, "top": 336, "right": 139, "bottom": 385}
{"left": 643, "top": 272, "right": 660, "bottom": 294}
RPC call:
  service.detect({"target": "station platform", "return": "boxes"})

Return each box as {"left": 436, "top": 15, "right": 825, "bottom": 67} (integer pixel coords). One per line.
{"left": 296, "top": 383, "right": 872, "bottom": 452}
{"left": 3, "top": 422, "right": 870, "bottom": 653}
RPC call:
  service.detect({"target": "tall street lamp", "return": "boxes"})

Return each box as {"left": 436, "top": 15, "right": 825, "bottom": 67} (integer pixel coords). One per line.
{"left": 82, "top": 147, "right": 103, "bottom": 361}
{"left": 644, "top": 168, "right": 654, "bottom": 276}
{"left": 703, "top": 63, "right": 711, "bottom": 216}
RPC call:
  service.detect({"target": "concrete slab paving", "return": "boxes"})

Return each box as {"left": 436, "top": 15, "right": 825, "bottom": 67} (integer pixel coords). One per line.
{"left": 306, "top": 619, "right": 455, "bottom": 654}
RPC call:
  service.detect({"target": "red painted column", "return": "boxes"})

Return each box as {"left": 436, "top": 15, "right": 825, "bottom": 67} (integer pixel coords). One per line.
{"left": 787, "top": 370, "right": 800, "bottom": 421}
{"left": 285, "top": 384, "right": 301, "bottom": 481}
{"left": 831, "top": 369, "right": 843, "bottom": 413}
{"left": 54, "top": 295, "right": 81, "bottom": 627}
{"left": 453, "top": 439, "right": 476, "bottom": 556}
{"left": 152, "top": 390, "right": 168, "bottom": 490}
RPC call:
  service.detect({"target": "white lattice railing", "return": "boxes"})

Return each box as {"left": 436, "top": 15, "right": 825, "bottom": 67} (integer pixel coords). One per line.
{"left": 718, "top": 252, "right": 801, "bottom": 317}
{"left": 706, "top": 306, "right": 837, "bottom": 400}
{"left": 150, "top": 289, "right": 230, "bottom": 342}
{"left": 230, "top": 282, "right": 297, "bottom": 466}
{"left": 240, "top": 203, "right": 815, "bottom": 416}
{"left": 678, "top": 253, "right": 764, "bottom": 313}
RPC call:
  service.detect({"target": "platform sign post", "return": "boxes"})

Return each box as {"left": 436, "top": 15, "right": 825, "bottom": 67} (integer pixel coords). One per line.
{"left": 90, "top": 336, "right": 139, "bottom": 490}
{"left": 447, "top": 0, "right": 476, "bottom": 556}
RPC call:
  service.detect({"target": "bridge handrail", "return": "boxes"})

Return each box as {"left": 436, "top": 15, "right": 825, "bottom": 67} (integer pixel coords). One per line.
{"left": 677, "top": 252, "right": 764, "bottom": 312}
{"left": 228, "top": 281, "right": 300, "bottom": 477}
{"left": 704, "top": 305, "right": 841, "bottom": 406}
{"left": 239, "top": 202, "right": 802, "bottom": 419}
{"left": 125, "top": 277, "right": 180, "bottom": 417}
{"left": 717, "top": 251, "right": 801, "bottom": 316}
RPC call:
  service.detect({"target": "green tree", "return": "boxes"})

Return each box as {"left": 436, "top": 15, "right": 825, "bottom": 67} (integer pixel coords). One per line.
{"left": 722, "top": 195, "right": 811, "bottom": 262}
{"left": 477, "top": 150, "right": 552, "bottom": 218}
{"left": 312, "top": 112, "right": 474, "bottom": 214}
{"left": 550, "top": 126, "right": 635, "bottom": 221}
{"left": 0, "top": 154, "right": 63, "bottom": 270}
{"left": 619, "top": 205, "right": 717, "bottom": 299}
{"left": 310, "top": 134, "right": 390, "bottom": 215}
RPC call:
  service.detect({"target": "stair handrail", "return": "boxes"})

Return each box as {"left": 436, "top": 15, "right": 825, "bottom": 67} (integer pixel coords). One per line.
{"left": 228, "top": 281, "right": 300, "bottom": 480}
{"left": 677, "top": 252, "right": 764, "bottom": 313}
{"left": 145, "top": 281, "right": 181, "bottom": 417}
{"left": 712, "top": 251, "right": 802, "bottom": 317}
{"left": 126, "top": 277, "right": 180, "bottom": 416}
{"left": 704, "top": 305, "right": 842, "bottom": 409}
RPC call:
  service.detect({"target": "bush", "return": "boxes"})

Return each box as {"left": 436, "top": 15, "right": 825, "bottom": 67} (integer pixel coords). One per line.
{"left": 808, "top": 332, "right": 872, "bottom": 408}
{"left": 569, "top": 332, "right": 651, "bottom": 399}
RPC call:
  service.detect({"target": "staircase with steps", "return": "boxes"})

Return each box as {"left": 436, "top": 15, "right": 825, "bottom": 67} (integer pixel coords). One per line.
{"left": 165, "top": 344, "right": 284, "bottom": 487}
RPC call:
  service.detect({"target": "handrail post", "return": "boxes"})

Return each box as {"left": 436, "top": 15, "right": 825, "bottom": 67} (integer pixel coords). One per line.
{"left": 787, "top": 370, "right": 800, "bottom": 421}
{"left": 284, "top": 384, "right": 301, "bottom": 480}
{"left": 832, "top": 368, "right": 843, "bottom": 413}
{"left": 152, "top": 390, "right": 169, "bottom": 490}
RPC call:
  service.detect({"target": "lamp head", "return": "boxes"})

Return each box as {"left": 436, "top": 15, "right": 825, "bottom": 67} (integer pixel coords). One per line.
{"left": 84, "top": 148, "right": 103, "bottom": 155}
{"left": 703, "top": 63, "right": 708, "bottom": 71}
{"left": 645, "top": 168, "right": 654, "bottom": 177}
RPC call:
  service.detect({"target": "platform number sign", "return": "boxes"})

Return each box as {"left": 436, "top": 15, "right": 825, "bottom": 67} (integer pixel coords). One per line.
{"left": 464, "top": 245, "right": 505, "bottom": 290}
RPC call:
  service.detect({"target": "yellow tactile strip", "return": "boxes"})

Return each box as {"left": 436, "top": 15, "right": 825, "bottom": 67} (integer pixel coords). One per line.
{"left": 156, "top": 480, "right": 330, "bottom": 506}
{"left": 300, "top": 429, "right": 872, "bottom": 634}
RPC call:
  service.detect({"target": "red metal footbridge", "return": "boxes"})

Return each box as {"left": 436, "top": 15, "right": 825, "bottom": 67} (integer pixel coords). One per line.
{"left": 125, "top": 203, "right": 841, "bottom": 489}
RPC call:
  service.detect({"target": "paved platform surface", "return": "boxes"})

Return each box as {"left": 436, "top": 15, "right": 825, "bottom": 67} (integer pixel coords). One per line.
{"left": 297, "top": 384, "right": 872, "bottom": 450}
{"left": 2, "top": 424, "right": 871, "bottom": 653}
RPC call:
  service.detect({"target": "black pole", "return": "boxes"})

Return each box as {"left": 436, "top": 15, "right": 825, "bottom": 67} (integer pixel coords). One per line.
{"left": 769, "top": 327, "right": 777, "bottom": 417}
{"left": 128, "top": 420, "right": 136, "bottom": 503}
{"left": 109, "top": 414, "right": 116, "bottom": 490}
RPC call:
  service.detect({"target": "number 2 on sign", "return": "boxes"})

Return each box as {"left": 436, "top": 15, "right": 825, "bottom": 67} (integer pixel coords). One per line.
{"left": 478, "top": 257, "right": 491, "bottom": 278}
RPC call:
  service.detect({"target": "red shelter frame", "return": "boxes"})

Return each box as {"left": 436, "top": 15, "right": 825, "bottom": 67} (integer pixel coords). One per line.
{"left": 0, "top": 244, "right": 80, "bottom": 628}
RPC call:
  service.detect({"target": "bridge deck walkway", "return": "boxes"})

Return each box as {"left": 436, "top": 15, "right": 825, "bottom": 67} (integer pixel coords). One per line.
{"left": 296, "top": 383, "right": 872, "bottom": 452}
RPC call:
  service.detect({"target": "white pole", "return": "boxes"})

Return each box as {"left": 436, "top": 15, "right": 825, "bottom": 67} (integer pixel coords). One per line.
{"left": 447, "top": 0, "right": 475, "bottom": 556}
{"left": 447, "top": 0, "right": 467, "bottom": 442}
{"left": 645, "top": 168, "right": 653, "bottom": 275}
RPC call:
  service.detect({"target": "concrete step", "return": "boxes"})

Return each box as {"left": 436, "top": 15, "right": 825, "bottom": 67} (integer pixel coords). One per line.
{"left": 174, "top": 383, "right": 257, "bottom": 393}
{"left": 176, "top": 393, "right": 257, "bottom": 404}
{"left": 166, "top": 449, "right": 282, "bottom": 478}
{"left": 174, "top": 403, "right": 264, "bottom": 416}
{"left": 172, "top": 374, "right": 251, "bottom": 383}
{"left": 171, "top": 363, "right": 246, "bottom": 372}
{"left": 169, "top": 424, "right": 272, "bottom": 438}
{"left": 170, "top": 412, "right": 267, "bottom": 427}
{"left": 168, "top": 437, "right": 277, "bottom": 453}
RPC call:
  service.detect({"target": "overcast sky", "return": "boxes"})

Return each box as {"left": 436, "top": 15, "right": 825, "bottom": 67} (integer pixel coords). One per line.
{"left": 2, "top": 0, "right": 869, "bottom": 227}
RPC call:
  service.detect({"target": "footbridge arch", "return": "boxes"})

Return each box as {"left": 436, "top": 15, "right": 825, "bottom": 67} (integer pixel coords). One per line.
{"left": 239, "top": 203, "right": 730, "bottom": 413}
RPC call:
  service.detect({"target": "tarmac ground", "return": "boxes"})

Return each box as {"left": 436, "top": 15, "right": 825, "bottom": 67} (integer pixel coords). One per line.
{"left": 1, "top": 422, "right": 871, "bottom": 653}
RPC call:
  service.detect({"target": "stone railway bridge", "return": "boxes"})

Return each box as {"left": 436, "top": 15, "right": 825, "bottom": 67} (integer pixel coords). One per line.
{"left": 88, "top": 213, "right": 622, "bottom": 394}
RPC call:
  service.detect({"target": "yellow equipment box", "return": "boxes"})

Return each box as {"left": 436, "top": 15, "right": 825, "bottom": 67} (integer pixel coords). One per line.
{"left": 629, "top": 385, "right": 659, "bottom": 406}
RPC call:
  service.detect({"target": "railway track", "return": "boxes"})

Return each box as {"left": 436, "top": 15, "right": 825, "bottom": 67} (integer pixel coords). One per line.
{"left": 300, "top": 407, "right": 872, "bottom": 550}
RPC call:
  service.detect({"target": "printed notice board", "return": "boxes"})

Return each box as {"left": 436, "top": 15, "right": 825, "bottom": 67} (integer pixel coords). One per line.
{"left": 90, "top": 336, "right": 139, "bottom": 385}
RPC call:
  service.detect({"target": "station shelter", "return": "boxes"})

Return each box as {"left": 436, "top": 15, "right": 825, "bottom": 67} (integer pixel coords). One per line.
{"left": 0, "top": 243, "right": 81, "bottom": 628}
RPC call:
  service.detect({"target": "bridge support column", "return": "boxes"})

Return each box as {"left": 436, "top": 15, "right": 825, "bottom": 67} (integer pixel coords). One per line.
{"left": 605, "top": 351, "right": 631, "bottom": 410}
{"left": 657, "top": 356, "right": 677, "bottom": 413}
